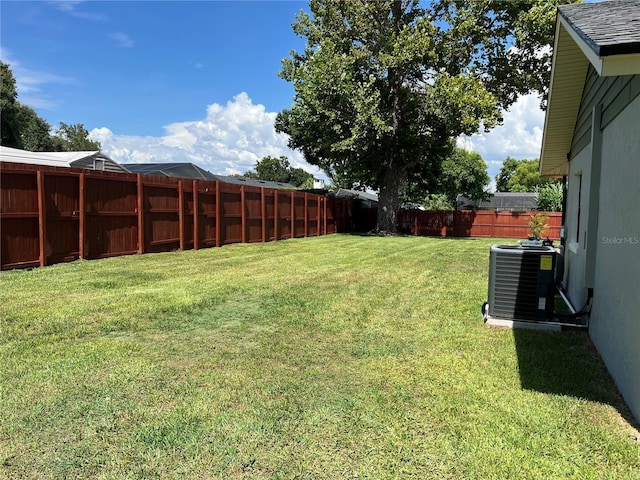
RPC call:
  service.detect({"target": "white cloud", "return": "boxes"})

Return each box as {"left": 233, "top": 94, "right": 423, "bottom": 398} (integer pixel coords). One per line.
{"left": 91, "top": 91, "right": 545, "bottom": 187}
{"left": 109, "top": 32, "right": 134, "bottom": 48}
{"left": 48, "top": 1, "right": 107, "bottom": 20}
{"left": 48, "top": 1, "right": 85, "bottom": 13}
{"left": 90, "top": 92, "right": 324, "bottom": 179}
{"left": 460, "top": 93, "right": 545, "bottom": 163}
{"left": 458, "top": 92, "right": 546, "bottom": 186}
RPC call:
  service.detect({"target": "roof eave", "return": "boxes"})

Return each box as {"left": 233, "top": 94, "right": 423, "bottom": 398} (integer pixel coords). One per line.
{"left": 540, "top": 18, "right": 590, "bottom": 177}
{"left": 539, "top": 11, "right": 640, "bottom": 178}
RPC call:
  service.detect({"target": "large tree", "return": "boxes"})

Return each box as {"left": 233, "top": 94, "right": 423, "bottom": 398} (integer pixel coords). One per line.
{"left": 277, "top": 0, "right": 578, "bottom": 232}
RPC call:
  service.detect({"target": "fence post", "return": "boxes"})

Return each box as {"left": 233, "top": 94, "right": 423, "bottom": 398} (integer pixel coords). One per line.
{"left": 492, "top": 211, "right": 497, "bottom": 238}
{"left": 36, "top": 170, "right": 47, "bottom": 267}
{"left": 193, "top": 179, "right": 199, "bottom": 250}
{"left": 317, "top": 195, "right": 321, "bottom": 236}
{"left": 178, "top": 180, "right": 185, "bottom": 250}
{"left": 215, "top": 181, "right": 221, "bottom": 247}
{"left": 323, "top": 196, "right": 327, "bottom": 235}
{"left": 137, "top": 174, "right": 144, "bottom": 254}
{"left": 304, "top": 192, "right": 308, "bottom": 237}
{"left": 290, "top": 191, "right": 295, "bottom": 238}
{"left": 261, "top": 187, "right": 266, "bottom": 242}
{"left": 241, "top": 185, "right": 246, "bottom": 244}
{"left": 79, "top": 172, "right": 86, "bottom": 258}
{"left": 274, "top": 190, "right": 279, "bottom": 240}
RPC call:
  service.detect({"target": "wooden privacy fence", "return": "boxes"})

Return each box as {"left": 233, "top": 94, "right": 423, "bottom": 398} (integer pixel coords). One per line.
{"left": 0, "top": 162, "right": 352, "bottom": 270}
{"left": 397, "top": 209, "right": 562, "bottom": 240}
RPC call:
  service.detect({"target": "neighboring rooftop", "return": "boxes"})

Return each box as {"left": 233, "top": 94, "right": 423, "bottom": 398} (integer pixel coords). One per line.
{"left": 215, "top": 175, "right": 296, "bottom": 190}
{"left": 123, "top": 162, "right": 217, "bottom": 181}
{"left": 123, "top": 162, "right": 296, "bottom": 189}
{"left": 334, "top": 188, "right": 379, "bottom": 208}
{"left": 0, "top": 146, "right": 127, "bottom": 173}
{"left": 456, "top": 193, "right": 538, "bottom": 212}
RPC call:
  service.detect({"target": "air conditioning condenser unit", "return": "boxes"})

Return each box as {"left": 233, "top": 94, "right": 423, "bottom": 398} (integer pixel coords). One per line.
{"left": 487, "top": 244, "right": 557, "bottom": 323}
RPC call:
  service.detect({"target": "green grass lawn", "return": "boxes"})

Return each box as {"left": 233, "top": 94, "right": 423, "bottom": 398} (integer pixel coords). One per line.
{"left": 1, "top": 235, "right": 638, "bottom": 479}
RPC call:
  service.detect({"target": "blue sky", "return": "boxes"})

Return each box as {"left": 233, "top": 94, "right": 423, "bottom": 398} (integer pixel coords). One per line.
{"left": 1, "top": 0, "right": 547, "bottom": 186}
{"left": 2, "top": 1, "right": 306, "bottom": 135}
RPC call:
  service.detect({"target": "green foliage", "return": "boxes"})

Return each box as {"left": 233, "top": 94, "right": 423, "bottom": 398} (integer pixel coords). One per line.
{"left": 422, "top": 193, "right": 453, "bottom": 210}
{"left": 1, "top": 61, "right": 23, "bottom": 148}
{"left": 528, "top": 213, "right": 550, "bottom": 240}
{"left": 15, "top": 104, "right": 55, "bottom": 151}
{"left": 439, "top": 147, "right": 490, "bottom": 205}
{"left": 496, "top": 158, "right": 558, "bottom": 192}
{"left": 433, "top": 0, "right": 581, "bottom": 111}
{"left": 495, "top": 157, "right": 519, "bottom": 192}
{"left": 536, "top": 182, "right": 563, "bottom": 212}
{"left": 404, "top": 146, "right": 490, "bottom": 208}
{"left": 244, "top": 156, "right": 314, "bottom": 188}
{"left": 52, "top": 122, "right": 100, "bottom": 151}
{"left": 277, "top": 1, "right": 575, "bottom": 231}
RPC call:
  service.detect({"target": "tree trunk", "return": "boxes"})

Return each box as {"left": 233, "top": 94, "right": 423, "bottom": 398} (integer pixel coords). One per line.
{"left": 376, "top": 162, "right": 407, "bottom": 233}
{"left": 375, "top": 1, "right": 406, "bottom": 234}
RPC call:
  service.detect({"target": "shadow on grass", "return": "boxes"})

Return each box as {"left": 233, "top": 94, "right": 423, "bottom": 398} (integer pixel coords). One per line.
{"left": 513, "top": 328, "right": 639, "bottom": 428}
{"left": 346, "top": 232, "right": 485, "bottom": 240}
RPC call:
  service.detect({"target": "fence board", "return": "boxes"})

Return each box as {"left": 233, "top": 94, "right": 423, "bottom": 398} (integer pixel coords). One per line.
{"left": 276, "top": 192, "right": 292, "bottom": 240}
{"left": 244, "top": 185, "right": 263, "bottom": 243}
{"left": 0, "top": 161, "right": 352, "bottom": 270}
{"left": 196, "top": 183, "right": 217, "bottom": 247}
{"left": 143, "top": 180, "right": 179, "bottom": 254}
{"left": 264, "top": 190, "right": 276, "bottom": 241}
{"left": 307, "top": 194, "right": 319, "bottom": 237}
{"left": 83, "top": 175, "right": 138, "bottom": 259}
{"left": 219, "top": 182, "right": 243, "bottom": 245}
{"left": 398, "top": 209, "right": 562, "bottom": 240}
{"left": 1, "top": 170, "right": 40, "bottom": 268}
{"left": 293, "top": 192, "right": 306, "bottom": 238}
{"left": 45, "top": 173, "right": 80, "bottom": 264}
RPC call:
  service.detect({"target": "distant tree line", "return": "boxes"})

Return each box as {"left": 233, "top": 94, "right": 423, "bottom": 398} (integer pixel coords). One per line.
{"left": 1, "top": 62, "right": 100, "bottom": 152}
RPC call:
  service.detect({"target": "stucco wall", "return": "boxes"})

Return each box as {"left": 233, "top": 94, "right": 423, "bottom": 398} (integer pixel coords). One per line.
{"left": 590, "top": 94, "right": 640, "bottom": 421}
{"left": 565, "top": 145, "right": 591, "bottom": 309}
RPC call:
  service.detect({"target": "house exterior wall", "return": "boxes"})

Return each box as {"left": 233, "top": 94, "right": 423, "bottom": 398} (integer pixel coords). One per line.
{"left": 590, "top": 94, "right": 640, "bottom": 421}
{"left": 565, "top": 71, "right": 640, "bottom": 307}
{"left": 565, "top": 71, "right": 640, "bottom": 420}
{"left": 565, "top": 144, "right": 591, "bottom": 308}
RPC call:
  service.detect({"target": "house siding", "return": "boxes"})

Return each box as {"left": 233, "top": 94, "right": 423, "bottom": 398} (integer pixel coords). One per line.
{"left": 70, "top": 157, "right": 127, "bottom": 174}
{"left": 590, "top": 94, "right": 640, "bottom": 421}
{"left": 570, "top": 67, "right": 639, "bottom": 159}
